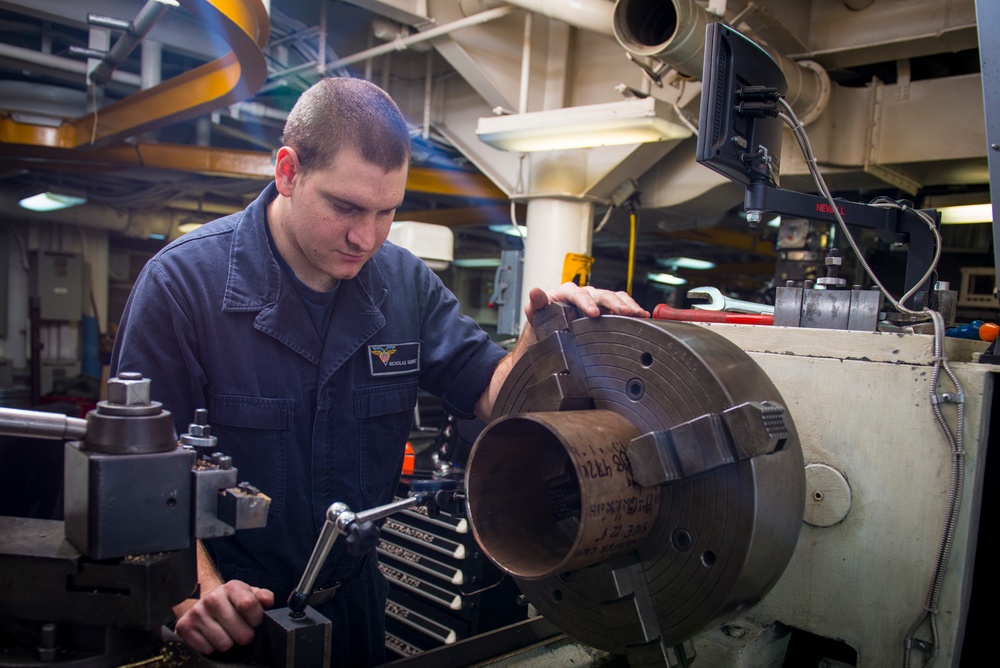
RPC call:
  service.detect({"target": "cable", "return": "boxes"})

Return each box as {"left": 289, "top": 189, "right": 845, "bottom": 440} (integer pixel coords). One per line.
{"left": 672, "top": 78, "right": 699, "bottom": 137}
{"left": 774, "top": 93, "right": 964, "bottom": 668}
{"left": 3, "top": 221, "right": 30, "bottom": 271}
{"left": 902, "top": 309, "right": 966, "bottom": 668}
{"left": 89, "top": 79, "right": 100, "bottom": 146}
{"left": 593, "top": 204, "right": 616, "bottom": 234}
{"left": 508, "top": 153, "right": 527, "bottom": 240}
{"left": 776, "top": 98, "right": 941, "bottom": 318}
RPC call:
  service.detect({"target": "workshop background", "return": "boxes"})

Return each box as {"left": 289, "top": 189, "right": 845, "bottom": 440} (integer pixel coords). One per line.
{"left": 0, "top": 1, "right": 995, "bottom": 667}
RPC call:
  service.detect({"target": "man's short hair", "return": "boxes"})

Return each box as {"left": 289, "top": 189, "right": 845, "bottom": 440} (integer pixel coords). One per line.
{"left": 282, "top": 77, "right": 411, "bottom": 173}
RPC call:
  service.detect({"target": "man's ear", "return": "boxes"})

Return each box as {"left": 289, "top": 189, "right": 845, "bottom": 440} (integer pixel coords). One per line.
{"left": 274, "top": 147, "right": 299, "bottom": 196}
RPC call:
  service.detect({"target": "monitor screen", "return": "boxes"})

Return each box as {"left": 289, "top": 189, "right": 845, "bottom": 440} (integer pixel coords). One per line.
{"left": 696, "top": 23, "right": 788, "bottom": 187}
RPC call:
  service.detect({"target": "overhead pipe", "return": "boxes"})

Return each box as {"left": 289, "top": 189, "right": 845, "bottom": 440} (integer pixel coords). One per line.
{"left": 612, "top": 0, "right": 704, "bottom": 77}
{"left": 492, "top": 0, "right": 829, "bottom": 122}
{"left": 518, "top": 11, "right": 533, "bottom": 114}
{"left": 0, "top": 42, "right": 142, "bottom": 88}
{"left": 322, "top": 6, "right": 515, "bottom": 73}
{"left": 611, "top": 0, "right": 830, "bottom": 123}
{"left": 496, "top": 0, "right": 615, "bottom": 37}
{"left": 90, "top": 1, "right": 170, "bottom": 86}
{"left": 69, "top": 0, "right": 270, "bottom": 147}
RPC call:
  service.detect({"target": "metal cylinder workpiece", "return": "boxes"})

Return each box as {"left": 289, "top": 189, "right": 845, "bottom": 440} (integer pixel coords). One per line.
{"left": 467, "top": 410, "right": 659, "bottom": 580}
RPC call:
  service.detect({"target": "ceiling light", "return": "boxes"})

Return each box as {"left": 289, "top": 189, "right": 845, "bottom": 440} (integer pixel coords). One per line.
{"left": 489, "top": 224, "right": 527, "bottom": 238}
{"left": 938, "top": 204, "right": 992, "bottom": 224}
{"left": 476, "top": 97, "right": 692, "bottom": 152}
{"left": 657, "top": 257, "right": 716, "bottom": 270}
{"left": 153, "top": 0, "right": 180, "bottom": 6}
{"left": 766, "top": 215, "right": 782, "bottom": 228}
{"left": 177, "top": 222, "right": 204, "bottom": 235}
{"left": 453, "top": 258, "right": 503, "bottom": 268}
{"left": 647, "top": 272, "right": 687, "bottom": 286}
{"left": 18, "top": 191, "right": 87, "bottom": 212}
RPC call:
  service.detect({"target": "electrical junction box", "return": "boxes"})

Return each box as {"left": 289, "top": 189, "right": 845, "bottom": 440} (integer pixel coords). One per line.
{"left": 30, "top": 251, "right": 83, "bottom": 321}
{"left": 495, "top": 249, "right": 523, "bottom": 337}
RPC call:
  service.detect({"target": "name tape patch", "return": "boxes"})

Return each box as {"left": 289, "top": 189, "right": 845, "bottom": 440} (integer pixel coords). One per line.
{"left": 368, "top": 342, "right": 421, "bottom": 377}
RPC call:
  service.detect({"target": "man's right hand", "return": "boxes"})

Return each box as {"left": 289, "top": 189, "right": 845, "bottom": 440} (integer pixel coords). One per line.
{"left": 174, "top": 580, "right": 275, "bottom": 654}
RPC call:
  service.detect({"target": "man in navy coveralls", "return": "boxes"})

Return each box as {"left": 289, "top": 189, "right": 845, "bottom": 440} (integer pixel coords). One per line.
{"left": 112, "top": 77, "right": 647, "bottom": 666}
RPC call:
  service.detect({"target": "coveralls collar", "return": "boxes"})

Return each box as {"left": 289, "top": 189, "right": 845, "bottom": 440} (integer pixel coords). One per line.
{"left": 222, "top": 182, "right": 388, "bottom": 374}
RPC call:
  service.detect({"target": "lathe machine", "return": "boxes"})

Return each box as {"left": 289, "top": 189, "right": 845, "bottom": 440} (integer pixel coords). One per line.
{"left": 0, "top": 308, "right": 992, "bottom": 667}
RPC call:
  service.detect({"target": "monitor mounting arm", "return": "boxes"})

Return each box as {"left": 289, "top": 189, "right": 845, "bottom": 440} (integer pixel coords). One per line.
{"left": 745, "top": 178, "right": 939, "bottom": 309}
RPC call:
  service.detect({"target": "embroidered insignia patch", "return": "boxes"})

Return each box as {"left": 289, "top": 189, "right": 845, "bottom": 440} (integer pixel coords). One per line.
{"left": 368, "top": 341, "right": 420, "bottom": 376}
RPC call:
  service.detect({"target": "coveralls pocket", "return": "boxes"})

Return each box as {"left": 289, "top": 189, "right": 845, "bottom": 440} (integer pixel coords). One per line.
{"left": 354, "top": 381, "right": 419, "bottom": 503}
{"left": 207, "top": 392, "right": 293, "bottom": 520}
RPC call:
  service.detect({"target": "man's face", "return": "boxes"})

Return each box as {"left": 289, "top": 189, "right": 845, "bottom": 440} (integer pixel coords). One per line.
{"left": 270, "top": 146, "right": 407, "bottom": 290}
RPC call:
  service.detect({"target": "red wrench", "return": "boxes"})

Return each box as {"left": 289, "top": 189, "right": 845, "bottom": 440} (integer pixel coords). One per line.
{"left": 652, "top": 304, "right": 774, "bottom": 325}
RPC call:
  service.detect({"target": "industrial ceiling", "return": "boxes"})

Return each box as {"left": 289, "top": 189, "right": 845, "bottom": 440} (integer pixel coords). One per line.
{"left": 0, "top": 0, "right": 989, "bottom": 297}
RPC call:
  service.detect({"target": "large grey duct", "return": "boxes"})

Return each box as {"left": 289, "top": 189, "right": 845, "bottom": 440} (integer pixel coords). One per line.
{"left": 612, "top": 0, "right": 830, "bottom": 123}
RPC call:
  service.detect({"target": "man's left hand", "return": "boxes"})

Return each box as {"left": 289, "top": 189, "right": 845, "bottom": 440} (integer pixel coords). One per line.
{"left": 524, "top": 282, "right": 649, "bottom": 325}
{"left": 476, "top": 283, "right": 649, "bottom": 422}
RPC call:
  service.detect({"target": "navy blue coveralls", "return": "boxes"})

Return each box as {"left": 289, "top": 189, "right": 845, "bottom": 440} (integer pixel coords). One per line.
{"left": 111, "top": 183, "right": 506, "bottom": 666}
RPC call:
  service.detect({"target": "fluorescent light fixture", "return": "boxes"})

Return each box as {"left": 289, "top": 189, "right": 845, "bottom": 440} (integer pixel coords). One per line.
{"left": 489, "top": 224, "right": 527, "bottom": 238}
{"left": 476, "top": 97, "right": 692, "bottom": 152}
{"left": 153, "top": 0, "right": 180, "bottom": 6}
{"left": 657, "top": 257, "right": 716, "bottom": 270}
{"left": 452, "top": 258, "right": 503, "bottom": 268}
{"left": 177, "top": 222, "right": 204, "bottom": 235}
{"left": 19, "top": 191, "right": 87, "bottom": 212}
{"left": 647, "top": 272, "right": 687, "bottom": 286}
{"left": 938, "top": 203, "right": 992, "bottom": 224}
{"left": 766, "top": 215, "right": 782, "bottom": 228}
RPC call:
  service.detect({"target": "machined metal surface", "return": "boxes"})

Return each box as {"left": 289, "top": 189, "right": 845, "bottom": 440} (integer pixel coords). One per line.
{"left": 468, "top": 410, "right": 656, "bottom": 580}
{"left": 0, "top": 376, "right": 272, "bottom": 667}
{"left": 774, "top": 285, "right": 882, "bottom": 331}
{"left": 64, "top": 442, "right": 196, "bottom": 559}
{"left": 0, "top": 407, "right": 87, "bottom": 441}
{"left": 264, "top": 605, "right": 332, "bottom": 668}
{"left": 84, "top": 374, "right": 177, "bottom": 454}
{"left": 466, "top": 309, "right": 805, "bottom": 661}
{"left": 0, "top": 516, "right": 197, "bottom": 630}
{"left": 803, "top": 463, "right": 852, "bottom": 528}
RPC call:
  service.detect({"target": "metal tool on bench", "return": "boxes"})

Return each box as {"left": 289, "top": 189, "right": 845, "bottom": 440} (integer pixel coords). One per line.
{"left": 688, "top": 286, "right": 776, "bottom": 315}
{"left": 652, "top": 303, "right": 774, "bottom": 325}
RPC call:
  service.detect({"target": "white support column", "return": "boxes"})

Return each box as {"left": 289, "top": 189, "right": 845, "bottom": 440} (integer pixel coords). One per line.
{"left": 520, "top": 153, "right": 594, "bottom": 321}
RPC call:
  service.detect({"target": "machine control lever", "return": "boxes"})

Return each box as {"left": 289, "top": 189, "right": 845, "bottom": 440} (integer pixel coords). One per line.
{"left": 288, "top": 493, "right": 430, "bottom": 614}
